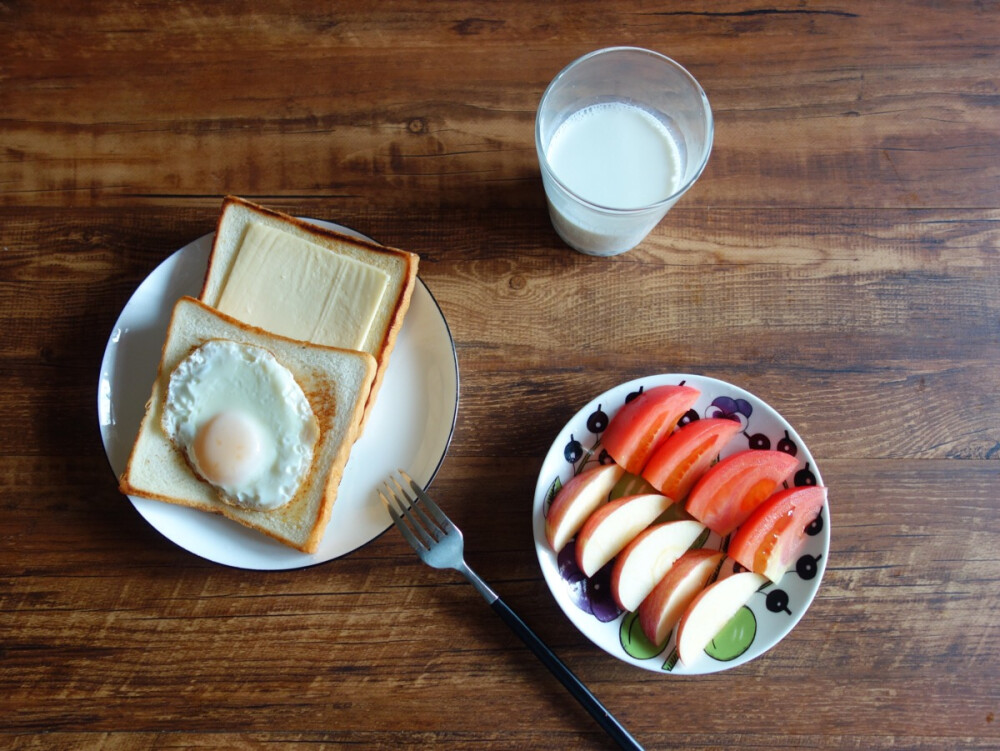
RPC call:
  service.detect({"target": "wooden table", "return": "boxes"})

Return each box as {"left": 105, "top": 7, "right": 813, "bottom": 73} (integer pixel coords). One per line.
{"left": 3, "top": 2, "right": 998, "bottom": 749}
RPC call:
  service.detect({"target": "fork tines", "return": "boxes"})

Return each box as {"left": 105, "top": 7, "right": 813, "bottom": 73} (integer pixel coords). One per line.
{"left": 379, "top": 471, "right": 452, "bottom": 552}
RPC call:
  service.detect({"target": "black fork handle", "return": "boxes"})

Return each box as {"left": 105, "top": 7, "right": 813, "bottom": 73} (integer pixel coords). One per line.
{"left": 491, "top": 596, "right": 644, "bottom": 750}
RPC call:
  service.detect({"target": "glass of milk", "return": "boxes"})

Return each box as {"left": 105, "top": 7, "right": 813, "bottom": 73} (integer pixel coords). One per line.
{"left": 535, "top": 47, "right": 713, "bottom": 256}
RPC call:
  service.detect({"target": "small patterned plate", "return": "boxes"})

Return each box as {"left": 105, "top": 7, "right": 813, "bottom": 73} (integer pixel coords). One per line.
{"left": 532, "top": 374, "right": 829, "bottom": 674}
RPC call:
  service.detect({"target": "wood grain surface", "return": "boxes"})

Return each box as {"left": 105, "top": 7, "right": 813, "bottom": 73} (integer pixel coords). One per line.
{"left": 2, "top": 2, "right": 998, "bottom": 749}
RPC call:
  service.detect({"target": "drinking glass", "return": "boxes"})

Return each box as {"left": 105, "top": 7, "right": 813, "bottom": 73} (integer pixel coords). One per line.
{"left": 535, "top": 47, "right": 713, "bottom": 256}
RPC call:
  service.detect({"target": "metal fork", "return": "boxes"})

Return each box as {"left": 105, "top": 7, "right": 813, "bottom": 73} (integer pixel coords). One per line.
{"left": 380, "top": 471, "right": 644, "bottom": 751}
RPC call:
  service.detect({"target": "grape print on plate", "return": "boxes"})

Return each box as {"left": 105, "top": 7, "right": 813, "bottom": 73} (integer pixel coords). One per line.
{"left": 531, "top": 374, "right": 830, "bottom": 675}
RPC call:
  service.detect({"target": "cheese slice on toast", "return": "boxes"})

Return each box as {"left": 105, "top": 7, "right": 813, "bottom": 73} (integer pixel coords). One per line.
{"left": 200, "top": 196, "right": 418, "bottom": 430}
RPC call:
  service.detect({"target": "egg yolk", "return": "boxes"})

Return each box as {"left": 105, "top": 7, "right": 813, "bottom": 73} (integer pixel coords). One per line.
{"left": 192, "top": 411, "right": 264, "bottom": 487}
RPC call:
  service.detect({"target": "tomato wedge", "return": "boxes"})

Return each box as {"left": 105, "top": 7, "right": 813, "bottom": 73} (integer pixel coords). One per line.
{"left": 641, "top": 417, "right": 742, "bottom": 502}
{"left": 685, "top": 449, "right": 798, "bottom": 536}
{"left": 729, "top": 486, "right": 827, "bottom": 582}
{"left": 601, "top": 385, "right": 700, "bottom": 474}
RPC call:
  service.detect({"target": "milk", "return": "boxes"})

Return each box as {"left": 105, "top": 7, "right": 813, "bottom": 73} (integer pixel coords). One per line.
{"left": 536, "top": 48, "right": 713, "bottom": 255}
{"left": 541, "top": 101, "right": 687, "bottom": 256}
{"left": 547, "top": 102, "right": 683, "bottom": 210}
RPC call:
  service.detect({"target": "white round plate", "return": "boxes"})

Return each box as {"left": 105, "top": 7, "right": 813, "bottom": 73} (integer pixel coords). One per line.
{"left": 98, "top": 219, "right": 459, "bottom": 570}
{"left": 532, "top": 374, "right": 829, "bottom": 674}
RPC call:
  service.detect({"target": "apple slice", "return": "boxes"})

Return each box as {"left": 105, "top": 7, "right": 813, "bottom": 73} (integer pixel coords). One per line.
{"left": 638, "top": 548, "right": 724, "bottom": 646}
{"left": 675, "top": 570, "right": 768, "bottom": 666}
{"left": 545, "top": 463, "right": 625, "bottom": 553}
{"left": 610, "top": 520, "right": 707, "bottom": 611}
{"left": 575, "top": 493, "right": 673, "bottom": 577}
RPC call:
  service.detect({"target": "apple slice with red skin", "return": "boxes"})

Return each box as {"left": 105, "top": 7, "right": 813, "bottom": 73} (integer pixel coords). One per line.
{"left": 610, "top": 519, "right": 707, "bottom": 611}
{"left": 638, "top": 548, "right": 725, "bottom": 646}
{"left": 574, "top": 493, "right": 674, "bottom": 577}
{"left": 641, "top": 417, "right": 743, "bottom": 502}
{"left": 675, "top": 570, "right": 768, "bottom": 666}
{"left": 601, "top": 385, "right": 700, "bottom": 475}
{"left": 545, "top": 463, "right": 625, "bottom": 553}
{"left": 685, "top": 449, "right": 799, "bottom": 536}
{"left": 728, "top": 485, "right": 827, "bottom": 583}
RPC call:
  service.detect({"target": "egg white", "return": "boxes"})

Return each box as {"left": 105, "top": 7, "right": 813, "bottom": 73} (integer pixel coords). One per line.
{"left": 161, "top": 339, "right": 319, "bottom": 511}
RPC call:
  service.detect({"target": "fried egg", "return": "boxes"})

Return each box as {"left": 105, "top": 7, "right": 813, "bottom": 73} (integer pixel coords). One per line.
{"left": 161, "top": 339, "right": 319, "bottom": 511}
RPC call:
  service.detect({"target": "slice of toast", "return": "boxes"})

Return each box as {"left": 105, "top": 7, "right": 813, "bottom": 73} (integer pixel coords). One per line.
{"left": 200, "top": 196, "right": 418, "bottom": 430}
{"left": 119, "top": 296, "right": 376, "bottom": 553}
